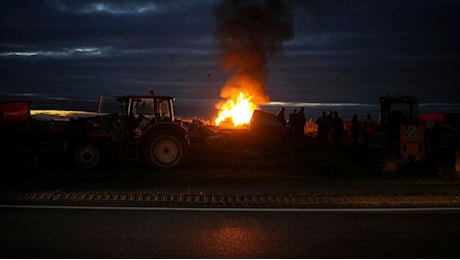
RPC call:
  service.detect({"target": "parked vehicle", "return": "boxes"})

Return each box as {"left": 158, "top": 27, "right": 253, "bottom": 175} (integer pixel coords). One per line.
{"left": 367, "top": 95, "right": 459, "bottom": 179}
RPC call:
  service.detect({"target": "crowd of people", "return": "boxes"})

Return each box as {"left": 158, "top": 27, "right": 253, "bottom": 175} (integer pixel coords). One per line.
{"left": 277, "top": 107, "right": 306, "bottom": 142}
{"left": 276, "top": 107, "right": 378, "bottom": 147}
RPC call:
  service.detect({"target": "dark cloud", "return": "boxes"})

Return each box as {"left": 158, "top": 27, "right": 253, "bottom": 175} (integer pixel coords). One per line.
{"left": 275, "top": 0, "right": 460, "bottom": 103}
{"left": 0, "top": 0, "right": 459, "bottom": 115}
{"left": 0, "top": 0, "right": 217, "bottom": 106}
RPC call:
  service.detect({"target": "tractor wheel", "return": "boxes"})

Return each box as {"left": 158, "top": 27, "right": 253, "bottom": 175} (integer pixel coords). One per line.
{"left": 435, "top": 148, "right": 456, "bottom": 181}
{"left": 142, "top": 130, "right": 189, "bottom": 168}
{"left": 368, "top": 147, "right": 385, "bottom": 174}
{"left": 367, "top": 140, "right": 396, "bottom": 174}
{"left": 73, "top": 143, "right": 101, "bottom": 169}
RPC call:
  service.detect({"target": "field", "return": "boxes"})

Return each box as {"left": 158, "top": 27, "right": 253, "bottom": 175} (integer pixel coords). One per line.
{"left": 167, "top": 128, "right": 447, "bottom": 185}
{"left": 5, "top": 126, "right": 453, "bottom": 187}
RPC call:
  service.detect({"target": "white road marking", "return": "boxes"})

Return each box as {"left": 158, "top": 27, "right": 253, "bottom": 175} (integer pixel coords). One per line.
{"left": 1, "top": 204, "right": 460, "bottom": 212}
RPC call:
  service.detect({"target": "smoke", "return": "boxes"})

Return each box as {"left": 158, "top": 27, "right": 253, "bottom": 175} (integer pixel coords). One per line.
{"left": 212, "top": 0, "right": 296, "bottom": 104}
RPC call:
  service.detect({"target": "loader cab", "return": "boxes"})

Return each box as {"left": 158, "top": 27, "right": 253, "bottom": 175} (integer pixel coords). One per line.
{"left": 379, "top": 95, "right": 419, "bottom": 131}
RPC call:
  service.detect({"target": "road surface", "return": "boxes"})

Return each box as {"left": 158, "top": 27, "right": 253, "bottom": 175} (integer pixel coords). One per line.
{"left": 1, "top": 205, "right": 459, "bottom": 258}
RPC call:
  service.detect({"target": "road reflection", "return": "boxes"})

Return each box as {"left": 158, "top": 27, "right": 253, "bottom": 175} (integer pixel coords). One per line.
{"left": 195, "top": 217, "right": 279, "bottom": 258}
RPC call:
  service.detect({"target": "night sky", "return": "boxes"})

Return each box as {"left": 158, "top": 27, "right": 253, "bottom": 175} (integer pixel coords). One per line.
{"left": 1, "top": 0, "right": 459, "bottom": 118}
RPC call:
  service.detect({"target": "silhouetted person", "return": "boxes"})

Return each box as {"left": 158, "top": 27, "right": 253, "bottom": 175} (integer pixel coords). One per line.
{"left": 349, "top": 114, "right": 361, "bottom": 146}
{"left": 331, "top": 111, "right": 344, "bottom": 147}
{"left": 276, "top": 107, "right": 286, "bottom": 125}
{"left": 362, "top": 113, "right": 377, "bottom": 145}
{"left": 326, "top": 110, "right": 334, "bottom": 142}
{"left": 296, "top": 107, "right": 306, "bottom": 141}
{"left": 315, "top": 111, "right": 329, "bottom": 146}
{"left": 276, "top": 107, "right": 288, "bottom": 137}
{"left": 288, "top": 108, "right": 299, "bottom": 138}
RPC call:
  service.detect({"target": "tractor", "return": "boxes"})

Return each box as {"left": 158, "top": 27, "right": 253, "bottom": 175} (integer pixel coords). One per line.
{"left": 64, "top": 89, "right": 211, "bottom": 169}
{"left": 367, "top": 95, "right": 459, "bottom": 179}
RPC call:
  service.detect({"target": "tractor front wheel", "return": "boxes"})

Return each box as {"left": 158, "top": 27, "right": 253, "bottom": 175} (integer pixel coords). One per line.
{"left": 142, "top": 131, "right": 189, "bottom": 168}
{"left": 73, "top": 143, "right": 101, "bottom": 169}
{"left": 368, "top": 147, "right": 385, "bottom": 174}
{"left": 434, "top": 148, "right": 456, "bottom": 181}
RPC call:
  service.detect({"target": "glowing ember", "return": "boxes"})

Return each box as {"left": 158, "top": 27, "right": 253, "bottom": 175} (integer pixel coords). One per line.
{"left": 215, "top": 92, "right": 259, "bottom": 127}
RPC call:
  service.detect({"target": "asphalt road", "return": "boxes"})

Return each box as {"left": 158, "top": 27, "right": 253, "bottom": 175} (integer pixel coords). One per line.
{"left": 2, "top": 153, "right": 460, "bottom": 258}
{"left": 1, "top": 205, "right": 460, "bottom": 258}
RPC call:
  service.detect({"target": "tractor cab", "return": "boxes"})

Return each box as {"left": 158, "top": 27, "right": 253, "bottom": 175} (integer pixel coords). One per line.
{"left": 96, "top": 94, "right": 176, "bottom": 140}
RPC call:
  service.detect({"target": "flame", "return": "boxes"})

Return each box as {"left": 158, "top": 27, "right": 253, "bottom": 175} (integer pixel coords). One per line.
{"left": 215, "top": 92, "right": 259, "bottom": 127}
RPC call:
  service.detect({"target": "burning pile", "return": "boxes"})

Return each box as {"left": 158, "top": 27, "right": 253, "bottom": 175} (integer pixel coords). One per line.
{"left": 212, "top": 0, "right": 295, "bottom": 127}
{"left": 215, "top": 92, "right": 258, "bottom": 126}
